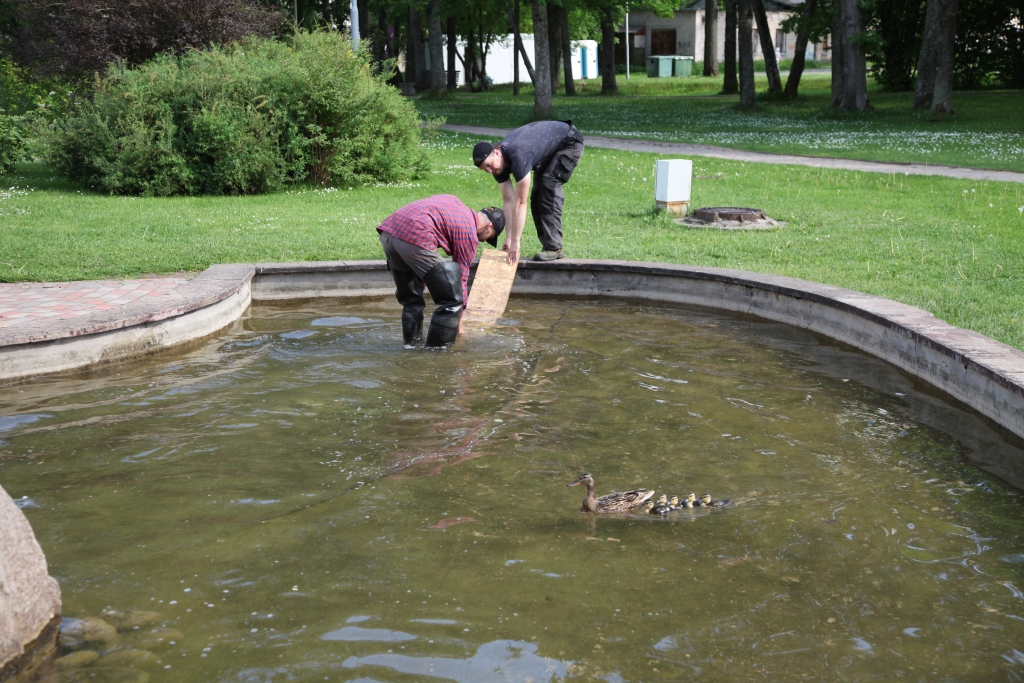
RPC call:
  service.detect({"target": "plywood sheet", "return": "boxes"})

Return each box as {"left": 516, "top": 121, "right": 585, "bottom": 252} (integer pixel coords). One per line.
{"left": 463, "top": 250, "right": 518, "bottom": 326}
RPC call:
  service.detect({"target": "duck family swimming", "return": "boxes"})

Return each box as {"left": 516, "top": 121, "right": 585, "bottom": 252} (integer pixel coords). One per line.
{"left": 567, "top": 473, "right": 654, "bottom": 513}
{"left": 568, "top": 473, "right": 731, "bottom": 515}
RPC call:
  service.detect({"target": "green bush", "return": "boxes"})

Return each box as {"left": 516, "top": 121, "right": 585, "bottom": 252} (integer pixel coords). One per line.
{"left": 44, "top": 31, "right": 428, "bottom": 195}
{"left": 0, "top": 109, "right": 30, "bottom": 172}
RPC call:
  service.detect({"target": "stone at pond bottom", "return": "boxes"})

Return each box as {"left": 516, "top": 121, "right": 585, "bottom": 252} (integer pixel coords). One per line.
{"left": 60, "top": 617, "right": 117, "bottom": 645}
{"left": 94, "top": 648, "right": 160, "bottom": 668}
{"left": 55, "top": 649, "right": 101, "bottom": 669}
{"left": 100, "top": 609, "right": 162, "bottom": 632}
{"left": 57, "top": 667, "right": 150, "bottom": 683}
{"left": 131, "top": 628, "right": 183, "bottom": 651}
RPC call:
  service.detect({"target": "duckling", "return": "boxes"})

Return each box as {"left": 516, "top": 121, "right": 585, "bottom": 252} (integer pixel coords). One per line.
{"left": 640, "top": 500, "right": 656, "bottom": 514}
{"left": 568, "top": 473, "right": 654, "bottom": 513}
{"left": 700, "top": 493, "right": 731, "bottom": 508}
{"left": 650, "top": 498, "right": 672, "bottom": 515}
{"left": 681, "top": 493, "right": 697, "bottom": 509}
{"left": 668, "top": 495, "right": 681, "bottom": 510}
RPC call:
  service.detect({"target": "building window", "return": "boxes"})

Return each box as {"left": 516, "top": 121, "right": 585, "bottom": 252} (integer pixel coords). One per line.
{"left": 650, "top": 29, "right": 677, "bottom": 55}
{"left": 776, "top": 29, "right": 787, "bottom": 54}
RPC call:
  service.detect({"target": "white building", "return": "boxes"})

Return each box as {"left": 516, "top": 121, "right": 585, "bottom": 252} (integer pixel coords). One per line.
{"left": 437, "top": 36, "right": 600, "bottom": 86}
{"left": 618, "top": 0, "right": 829, "bottom": 66}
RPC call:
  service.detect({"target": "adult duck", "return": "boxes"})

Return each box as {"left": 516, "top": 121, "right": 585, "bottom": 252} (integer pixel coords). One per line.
{"left": 567, "top": 473, "right": 654, "bottom": 513}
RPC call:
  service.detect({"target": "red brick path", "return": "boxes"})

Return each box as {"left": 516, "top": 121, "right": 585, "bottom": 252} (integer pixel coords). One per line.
{"left": 0, "top": 277, "right": 189, "bottom": 328}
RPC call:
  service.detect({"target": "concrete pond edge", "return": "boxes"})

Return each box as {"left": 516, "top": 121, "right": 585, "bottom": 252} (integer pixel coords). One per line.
{"left": 6, "top": 257, "right": 1024, "bottom": 675}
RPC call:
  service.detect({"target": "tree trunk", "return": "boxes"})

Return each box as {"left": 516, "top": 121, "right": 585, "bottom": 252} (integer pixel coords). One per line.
{"left": 513, "top": 0, "right": 521, "bottom": 94}
{"left": 839, "top": 0, "right": 869, "bottom": 110}
{"left": 507, "top": 0, "right": 537, "bottom": 85}
{"left": 358, "top": 0, "right": 370, "bottom": 43}
{"left": 427, "top": 0, "right": 446, "bottom": 96}
{"left": 548, "top": 4, "right": 563, "bottom": 95}
{"left": 738, "top": 0, "right": 756, "bottom": 105}
{"left": 561, "top": 3, "right": 576, "bottom": 95}
{"left": 600, "top": 7, "right": 618, "bottom": 94}
{"left": 914, "top": 0, "right": 940, "bottom": 108}
{"left": 752, "top": 0, "right": 782, "bottom": 91}
{"left": 464, "top": 28, "right": 478, "bottom": 90}
{"left": 723, "top": 0, "right": 738, "bottom": 93}
{"left": 408, "top": 7, "right": 425, "bottom": 88}
{"left": 704, "top": 0, "right": 720, "bottom": 76}
{"left": 784, "top": 0, "right": 816, "bottom": 97}
{"left": 532, "top": 1, "right": 553, "bottom": 118}
{"left": 930, "top": 0, "right": 957, "bottom": 114}
{"left": 830, "top": 10, "right": 844, "bottom": 106}
{"left": 446, "top": 17, "right": 457, "bottom": 89}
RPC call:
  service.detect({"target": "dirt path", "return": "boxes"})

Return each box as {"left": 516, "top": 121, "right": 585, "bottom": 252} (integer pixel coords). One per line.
{"left": 442, "top": 124, "right": 1024, "bottom": 184}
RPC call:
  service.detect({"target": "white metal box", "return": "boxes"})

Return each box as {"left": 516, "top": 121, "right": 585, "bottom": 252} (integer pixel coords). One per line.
{"left": 655, "top": 159, "right": 692, "bottom": 216}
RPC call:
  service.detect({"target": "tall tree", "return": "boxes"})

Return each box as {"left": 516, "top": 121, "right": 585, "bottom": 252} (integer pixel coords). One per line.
{"left": 599, "top": 4, "right": 617, "bottom": 94}
{"left": 506, "top": 0, "right": 537, "bottom": 85}
{"left": 446, "top": 16, "right": 458, "bottom": 89}
{"left": 783, "top": 0, "right": 820, "bottom": 97}
{"left": 723, "top": 0, "right": 738, "bottom": 93}
{"left": 839, "top": 0, "right": 869, "bottom": 109}
{"left": 751, "top": 0, "right": 781, "bottom": 92}
{"left": 830, "top": 9, "right": 844, "bottom": 105}
{"left": 928, "top": 0, "right": 957, "bottom": 114}
{"left": 914, "top": 0, "right": 957, "bottom": 113}
{"left": 428, "top": 0, "right": 446, "bottom": 95}
{"left": 532, "top": 0, "right": 553, "bottom": 117}
{"left": 560, "top": 3, "right": 576, "bottom": 95}
{"left": 548, "top": 2, "right": 563, "bottom": 93}
{"left": 512, "top": 0, "right": 522, "bottom": 94}
{"left": 408, "top": 5, "right": 425, "bottom": 86}
{"left": 738, "top": 0, "right": 755, "bottom": 104}
{"left": 704, "top": 0, "right": 720, "bottom": 76}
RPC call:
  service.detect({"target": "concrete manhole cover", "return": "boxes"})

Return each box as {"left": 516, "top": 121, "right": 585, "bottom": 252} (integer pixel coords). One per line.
{"left": 677, "top": 206, "right": 781, "bottom": 231}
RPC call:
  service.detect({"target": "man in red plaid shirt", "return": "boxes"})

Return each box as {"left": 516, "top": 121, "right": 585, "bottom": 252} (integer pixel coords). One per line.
{"left": 378, "top": 194, "right": 505, "bottom": 348}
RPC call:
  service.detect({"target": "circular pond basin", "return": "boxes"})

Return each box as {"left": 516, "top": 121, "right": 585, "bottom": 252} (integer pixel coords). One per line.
{"left": 3, "top": 298, "right": 1024, "bottom": 681}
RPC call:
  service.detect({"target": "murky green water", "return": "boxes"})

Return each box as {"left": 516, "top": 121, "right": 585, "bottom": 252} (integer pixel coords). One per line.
{"left": 4, "top": 298, "right": 1024, "bottom": 682}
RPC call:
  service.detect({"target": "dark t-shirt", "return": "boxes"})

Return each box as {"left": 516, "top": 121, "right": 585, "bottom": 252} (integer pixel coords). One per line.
{"left": 494, "top": 121, "right": 571, "bottom": 184}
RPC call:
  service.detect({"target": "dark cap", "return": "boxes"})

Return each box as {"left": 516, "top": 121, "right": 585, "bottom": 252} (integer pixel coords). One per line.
{"left": 473, "top": 141, "right": 495, "bottom": 167}
{"left": 481, "top": 207, "right": 505, "bottom": 247}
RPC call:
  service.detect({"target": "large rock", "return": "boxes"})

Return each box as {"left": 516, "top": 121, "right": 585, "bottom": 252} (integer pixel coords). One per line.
{"left": 0, "top": 484, "right": 61, "bottom": 681}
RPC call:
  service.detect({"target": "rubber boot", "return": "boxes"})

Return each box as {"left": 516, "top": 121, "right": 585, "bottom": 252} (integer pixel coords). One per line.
{"left": 391, "top": 268, "right": 425, "bottom": 346}
{"left": 422, "top": 261, "right": 464, "bottom": 348}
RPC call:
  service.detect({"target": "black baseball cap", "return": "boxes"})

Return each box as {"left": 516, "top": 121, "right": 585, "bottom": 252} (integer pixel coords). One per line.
{"left": 473, "top": 141, "right": 495, "bottom": 167}
{"left": 481, "top": 207, "right": 505, "bottom": 246}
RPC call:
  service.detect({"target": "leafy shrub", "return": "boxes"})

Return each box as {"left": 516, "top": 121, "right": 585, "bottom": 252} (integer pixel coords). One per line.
{"left": 4, "top": 0, "right": 283, "bottom": 81}
{"left": 0, "top": 108, "right": 29, "bottom": 172}
{"left": 44, "top": 31, "right": 428, "bottom": 195}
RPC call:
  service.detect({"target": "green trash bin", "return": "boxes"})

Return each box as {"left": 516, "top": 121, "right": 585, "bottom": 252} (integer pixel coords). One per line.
{"left": 646, "top": 56, "right": 674, "bottom": 78}
{"left": 673, "top": 56, "right": 694, "bottom": 77}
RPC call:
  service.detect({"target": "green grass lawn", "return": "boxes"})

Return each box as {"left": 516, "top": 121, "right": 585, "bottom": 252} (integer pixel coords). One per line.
{"left": 3, "top": 130, "right": 1024, "bottom": 349}
{"left": 418, "top": 76, "right": 1024, "bottom": 173}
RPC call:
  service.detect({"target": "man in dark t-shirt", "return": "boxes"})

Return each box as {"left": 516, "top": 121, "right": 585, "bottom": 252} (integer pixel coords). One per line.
{"left": 472, "top": 120, "right": 585, "bottom": 263}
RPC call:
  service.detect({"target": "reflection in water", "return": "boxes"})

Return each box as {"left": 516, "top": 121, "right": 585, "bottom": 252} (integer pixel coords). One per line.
{"left": 3, "top": 299, "right": 1024, "bottom": 682}
{"left": 341, "top": 639, "right": 572, "bottom": 682}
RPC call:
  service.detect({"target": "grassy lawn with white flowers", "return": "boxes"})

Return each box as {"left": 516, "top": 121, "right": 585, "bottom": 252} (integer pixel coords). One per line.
{"left": 4, "top": 130, "right": 1024, "bottom": 350}
{"left": 418, "top": 76, "right": 1024, "bottom": 173}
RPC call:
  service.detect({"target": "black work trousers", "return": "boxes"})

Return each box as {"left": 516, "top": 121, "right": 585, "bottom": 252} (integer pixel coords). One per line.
{"left": 530, "top": 133, "right": 585, "bottom": 252}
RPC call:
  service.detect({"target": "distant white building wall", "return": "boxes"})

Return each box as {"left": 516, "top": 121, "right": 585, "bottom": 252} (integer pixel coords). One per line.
{"left": 444, "top": 36, "right": 599, "bottom": 86}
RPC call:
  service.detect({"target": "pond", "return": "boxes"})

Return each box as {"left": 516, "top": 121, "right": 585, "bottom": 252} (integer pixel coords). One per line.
{"left": 3, "top": 298, "right": 1024, "bottom": 682}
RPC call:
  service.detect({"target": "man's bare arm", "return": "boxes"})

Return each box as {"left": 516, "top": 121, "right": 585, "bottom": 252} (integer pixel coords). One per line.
{"left": 499, "top": 175, "right": 530, "bottom": 264}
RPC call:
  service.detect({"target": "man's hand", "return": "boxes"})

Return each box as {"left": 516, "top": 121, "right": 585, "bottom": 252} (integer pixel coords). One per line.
{"left": 501, "top": 240, "right": 520, "bottom": 265}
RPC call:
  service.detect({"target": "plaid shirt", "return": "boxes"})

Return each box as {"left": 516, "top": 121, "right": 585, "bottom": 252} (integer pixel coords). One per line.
{"left": 377, "top": 195, "right": 479, "bottom": 302}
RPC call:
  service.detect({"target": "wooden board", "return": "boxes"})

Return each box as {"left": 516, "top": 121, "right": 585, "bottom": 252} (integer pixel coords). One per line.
{"left": 462, "top": 249, "right": 518, "bottom": 326}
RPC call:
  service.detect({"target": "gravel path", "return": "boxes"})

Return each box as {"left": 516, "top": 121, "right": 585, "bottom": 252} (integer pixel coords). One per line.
{"left": 442, "top": 124, "right": 1024, "bottom": 184}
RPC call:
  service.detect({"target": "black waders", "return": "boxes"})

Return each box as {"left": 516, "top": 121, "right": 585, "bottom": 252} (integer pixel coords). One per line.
{"left": 422, "top": 261, "right": 464, "bottom": 348}
{"left": 391, "top": 268, "right": 425, "bottom": 346}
